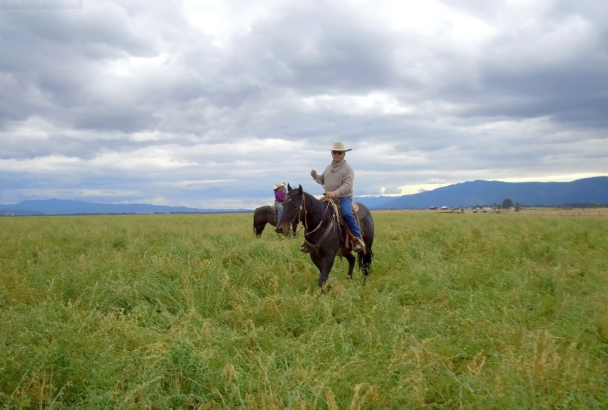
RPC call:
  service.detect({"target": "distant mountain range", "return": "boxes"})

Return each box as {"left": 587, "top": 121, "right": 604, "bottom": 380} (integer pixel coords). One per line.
{"left": 355, "top": 176, "right": 608, "bottom": 209}
{"left": 0, "top": 199, "right": 249, "bottom": 216}
{"left": 1, "top": 177, "right": 607, "bottom": 216}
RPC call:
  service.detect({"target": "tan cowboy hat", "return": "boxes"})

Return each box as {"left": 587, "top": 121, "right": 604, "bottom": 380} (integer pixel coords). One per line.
{"left": 328, "top": 141, "right": 352, "bottom": 152}
{"left": 273, "top": 181, "right": 285, "bottom": 189}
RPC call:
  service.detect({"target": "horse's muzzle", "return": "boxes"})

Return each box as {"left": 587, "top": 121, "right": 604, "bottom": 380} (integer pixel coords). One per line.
{"left": 275, "top": 221, "right": 290, "bottom": 235}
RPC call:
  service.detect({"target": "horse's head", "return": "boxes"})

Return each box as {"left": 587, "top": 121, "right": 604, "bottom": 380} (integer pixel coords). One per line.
{"left": 276, "top": 184, "right": 303, "bottom": 235}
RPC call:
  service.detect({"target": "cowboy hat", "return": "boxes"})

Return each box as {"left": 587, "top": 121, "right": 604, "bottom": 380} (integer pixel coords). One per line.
{"left": 273, "top": 181, "right": 285, "bottom": 189}
{"left": 328, "top": 141, "right": 352, "bottom": 152}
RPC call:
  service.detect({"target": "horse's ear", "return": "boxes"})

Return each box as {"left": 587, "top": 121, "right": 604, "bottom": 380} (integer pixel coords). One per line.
{"left": 288, "top": 183, "right": 292, "bottom": 191}
{"left": 298, "top": 185, "right": 303, "bottom": 195}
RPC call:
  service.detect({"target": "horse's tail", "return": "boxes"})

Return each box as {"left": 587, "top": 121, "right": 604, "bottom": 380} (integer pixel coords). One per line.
{"left": 253, "top": 211, "right": 262, "bottom": 237}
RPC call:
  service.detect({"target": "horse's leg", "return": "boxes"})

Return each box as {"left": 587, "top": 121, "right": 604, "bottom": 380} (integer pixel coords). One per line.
{"left": 318, "top": 255, "right": 335, "bottom": 288}
{"left": 310, "top": 253, "right": 323, "bottom": 272}
{"left": 358, "top": 248, "right": 373, "bottom": 285}
{"left": 310, "top": 253, "right": 331, "bottom": 289}
{"left": 344, "top": 252, "right": 356, "bottom": 280}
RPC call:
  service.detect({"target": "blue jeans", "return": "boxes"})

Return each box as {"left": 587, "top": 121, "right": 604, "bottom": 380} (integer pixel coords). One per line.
{"left": 339, "top": 197, "right": 362, "bottom": 238}
{"left": 275, "top": 201, "right": 284, "bottom": 223}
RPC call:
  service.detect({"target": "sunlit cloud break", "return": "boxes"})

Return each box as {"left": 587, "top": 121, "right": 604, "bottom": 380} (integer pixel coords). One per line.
{"left": 0, "top": 0, "right": 607, "bottom": 208}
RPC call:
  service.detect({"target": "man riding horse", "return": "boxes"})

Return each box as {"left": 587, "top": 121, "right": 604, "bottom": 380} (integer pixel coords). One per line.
{"left": 308, "top": 141, "right": 365, "bottom": 253}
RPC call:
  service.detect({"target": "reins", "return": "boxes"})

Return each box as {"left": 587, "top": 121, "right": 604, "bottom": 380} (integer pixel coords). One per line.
{"left": 300, "top": 193, "right": 323, "bottom": 235}
{"left": 298, "top": 193, "right": 338, "bottom": 255}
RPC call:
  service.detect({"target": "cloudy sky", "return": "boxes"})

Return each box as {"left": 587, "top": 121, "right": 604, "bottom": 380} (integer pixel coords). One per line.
{"left": 1, "top": 0, "right": 607, "bottom": 209}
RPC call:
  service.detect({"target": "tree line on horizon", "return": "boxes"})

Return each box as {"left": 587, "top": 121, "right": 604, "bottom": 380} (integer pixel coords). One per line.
{"left": 470, "top": 199, "right": 608, "bottom": 211}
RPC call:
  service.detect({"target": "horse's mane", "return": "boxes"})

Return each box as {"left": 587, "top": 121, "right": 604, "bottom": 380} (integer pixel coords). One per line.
{"left": 292, "top": 190, "right": 336, "bottom": 222}
{"left": 287, "top": 189, "right": 321, "bottom": 206}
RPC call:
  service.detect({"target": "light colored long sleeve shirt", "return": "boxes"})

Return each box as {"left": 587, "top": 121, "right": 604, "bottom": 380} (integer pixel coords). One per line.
{"left": 314, "top": 160, "right": 354, "bottom": 198}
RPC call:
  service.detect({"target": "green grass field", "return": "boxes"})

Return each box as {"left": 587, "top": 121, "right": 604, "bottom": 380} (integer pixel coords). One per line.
{"left": 1, "top": 212, "right": 607, "bottom": 409}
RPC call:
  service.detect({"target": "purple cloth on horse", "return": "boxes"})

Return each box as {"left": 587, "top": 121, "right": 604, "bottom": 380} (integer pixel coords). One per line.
{"left": 274, "top": 189, "right": 285, "bottom": 203}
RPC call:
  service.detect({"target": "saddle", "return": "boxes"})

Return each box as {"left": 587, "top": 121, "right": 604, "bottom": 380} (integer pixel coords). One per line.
{"left": 322, "top": 198, "right": 365, "bottom": 252}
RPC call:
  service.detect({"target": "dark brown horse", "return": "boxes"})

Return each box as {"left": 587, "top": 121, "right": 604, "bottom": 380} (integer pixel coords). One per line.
{"left": 253, "top": 205, "right": 298, "bottom": 237}
{"left": 276, "top": 185, "right": 374, "bottom": 287}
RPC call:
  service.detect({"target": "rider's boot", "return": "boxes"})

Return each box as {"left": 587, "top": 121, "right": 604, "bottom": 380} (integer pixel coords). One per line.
{"left": 352, "top": 237, "right": 366, "bottom": 253}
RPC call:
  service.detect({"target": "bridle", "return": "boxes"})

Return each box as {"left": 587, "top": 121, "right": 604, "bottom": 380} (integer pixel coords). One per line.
{"left": 293, "top": 192, "right": 337, "bottom": 255}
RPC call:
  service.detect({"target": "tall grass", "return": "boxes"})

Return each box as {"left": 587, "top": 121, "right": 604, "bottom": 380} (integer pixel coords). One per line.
{"left": 1, "top": 212, "right": 607, "bottom": 409}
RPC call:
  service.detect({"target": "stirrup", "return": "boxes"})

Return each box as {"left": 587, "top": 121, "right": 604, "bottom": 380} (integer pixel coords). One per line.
{"left": 352, "top": 238, "right": 365, "bottom": 253}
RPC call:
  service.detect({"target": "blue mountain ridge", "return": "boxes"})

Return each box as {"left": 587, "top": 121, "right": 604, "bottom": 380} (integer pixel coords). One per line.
{"left": 1, "top": 177, "right": 606, "bottom": 215}
{"left": 355, "top": 176, "right": 608, "bottom": 209}
{"left": 0, "top": 199, "right": 249, "bottom": 216}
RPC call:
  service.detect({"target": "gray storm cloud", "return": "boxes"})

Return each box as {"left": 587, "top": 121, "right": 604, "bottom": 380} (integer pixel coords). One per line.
{"left": 0, "top": 0, "right": 606, "bottom": 207}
